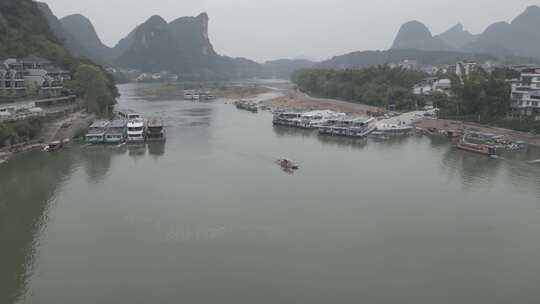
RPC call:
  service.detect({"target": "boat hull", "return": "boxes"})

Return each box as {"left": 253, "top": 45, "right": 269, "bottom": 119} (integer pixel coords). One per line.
{"left": 456, "top": 142, "right": 496, "bottom": 156}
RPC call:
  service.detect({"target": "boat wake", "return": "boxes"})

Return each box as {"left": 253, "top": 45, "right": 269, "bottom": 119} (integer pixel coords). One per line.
{"left": 529, "top": 159, "right": 540, "bottom": 164}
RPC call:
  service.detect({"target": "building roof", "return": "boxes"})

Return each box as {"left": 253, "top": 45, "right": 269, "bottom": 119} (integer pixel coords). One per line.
{"left": 89, "top": 120, "right": 110, "bottom": 129}
{"left": 147, "top": 117, "right": 163, "bottom": 128}
{"left": 108, "top": 119, "right": 127, "bottom": 128}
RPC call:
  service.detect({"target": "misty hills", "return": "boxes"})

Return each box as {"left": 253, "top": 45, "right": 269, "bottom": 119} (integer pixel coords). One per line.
{"left": 392, "top": 5, "right": 540, "bottom": 59}
{"left": 36, "top": 7, "right": 300, "bottom": 79}
{"left": 317, "top": 49, "right": 499, "bottom": 69}
{"left": 392, "top": 21, "right": 451, "bottom": 51}
{"left": 60, "top": 14, "right": 119, "bottom": 63}
{"left": 29, "top": 2, "right": 540, "bottom": 80}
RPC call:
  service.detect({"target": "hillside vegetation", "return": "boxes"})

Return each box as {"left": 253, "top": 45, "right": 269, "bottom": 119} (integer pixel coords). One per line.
{"left": 0, "top": 0, "right": 117, "bottom": 114}
{"left": 292, "top": 66, "right": 427, "bottom": 110}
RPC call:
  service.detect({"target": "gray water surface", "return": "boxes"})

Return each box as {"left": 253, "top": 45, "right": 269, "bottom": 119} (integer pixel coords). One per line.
{"left": 2, "top": 83, "right": 540, "bottom": 304}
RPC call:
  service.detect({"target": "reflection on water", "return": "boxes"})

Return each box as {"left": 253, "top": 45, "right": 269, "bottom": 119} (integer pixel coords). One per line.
{"left": 148, "top": 143, "right": 165, "bottom": 157}
{"left": 0, "top": 151, "right": 75, "bottom": 303}
{"left": 127, "top": 143, "right": 147, "bottom": 159}
{"left": 2, "top": 83, "right": 540, "bottom": 303}
{"left": 317, "top": 134, "right": 368, "bottom": 149}
{"left": 272, "top": 125, "right": 314, "bottom": 138}
{"left": 80, "top": 146, "right": 115, "bottom": 183}
{"left": 441, "top": 147, "right": 503, "bottom": 189}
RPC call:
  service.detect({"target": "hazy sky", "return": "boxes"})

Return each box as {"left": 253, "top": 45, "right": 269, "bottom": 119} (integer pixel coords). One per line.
{"left": 44, "top": 0, "right": 539, "bottom": 62}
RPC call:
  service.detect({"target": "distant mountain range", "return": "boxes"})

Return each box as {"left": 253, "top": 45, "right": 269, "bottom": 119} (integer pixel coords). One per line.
{"left": 35, "top": 4, "right": 315, "bottom": 80}
{"left": 392, "top": 5, "right": 540, "bottom": 59}
{"left": 29, "top": 3, "right": 540, "bottom": 80}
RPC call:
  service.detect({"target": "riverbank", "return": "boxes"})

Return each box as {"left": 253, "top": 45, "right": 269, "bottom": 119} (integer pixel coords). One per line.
{"left": 415, "top": 118, "right": 540, "bottom": 147}
{"left": 256, "top": 89, "right": 540, "bottom": 147}
{"left": 134, "top": 81, "right": 274, "bottom": 101}
{"left": 263, "top": 90, "right": 383, "bottom": 115}
{"left": 0, "top": 110, "right": 95, "bottom": 163}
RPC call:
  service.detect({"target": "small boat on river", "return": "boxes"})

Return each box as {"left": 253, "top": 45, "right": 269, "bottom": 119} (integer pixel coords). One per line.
{"left": 276, "top": 158, "right": 299, "bottom": 171}
{"left": 43, "top": 140, "right": 64, "bottom": 152}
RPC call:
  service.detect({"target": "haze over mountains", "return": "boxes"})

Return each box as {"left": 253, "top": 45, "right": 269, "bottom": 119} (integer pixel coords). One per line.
{"left": 29, "top": 2, "right": 540, "bottom": 79}
{"left": 392, "top": 5, "right": 540, "bottom": 59}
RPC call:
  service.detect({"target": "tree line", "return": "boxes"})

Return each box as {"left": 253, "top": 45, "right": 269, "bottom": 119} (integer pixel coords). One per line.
{"left": 292, "top": 65, "right": 540, "bottom": 133}
{"left": 291, "top": 66, "right": 428, "bottom": 110}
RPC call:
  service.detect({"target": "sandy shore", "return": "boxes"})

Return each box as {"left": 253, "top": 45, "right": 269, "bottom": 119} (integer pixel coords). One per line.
{"left": 263, "top": 90, "right": 383, "bottom": 116}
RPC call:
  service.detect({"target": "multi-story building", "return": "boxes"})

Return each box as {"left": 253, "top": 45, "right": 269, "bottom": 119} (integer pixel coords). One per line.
{"left": 510, "top": 67, "right": 540, "bottom": 119}
{"left": 0, "top": 59, "right": 27, "bottom": 98}
{"left": 448, "top": 60, "right": 479, "bottom": 79}
{"left": 0, "top": 56, "right": 71, "bottom": 100}
{"left": 413, "top": 77, "right": 452, "bottom": 96}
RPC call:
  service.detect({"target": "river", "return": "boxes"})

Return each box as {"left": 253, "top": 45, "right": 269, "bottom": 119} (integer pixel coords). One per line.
{"left": 2, "top": 83, "right": 540, "bottom": 304}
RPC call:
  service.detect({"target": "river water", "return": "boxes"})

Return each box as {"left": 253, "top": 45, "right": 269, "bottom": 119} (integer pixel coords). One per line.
{"left": 2, "top": 83, "right": 540, "bottom": 304}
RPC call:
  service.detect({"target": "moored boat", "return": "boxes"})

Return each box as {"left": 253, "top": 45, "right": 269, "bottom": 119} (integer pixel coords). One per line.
{"left": 272, "top": 111, "right": 303, "bottom": 126}
{"left": 117, "top": 109, "right": 143, "bottom": 121}
{"left": 456, "top": 135, "right": 497, "bottom": 156}
{"left": 375, "top": 122, "right": 414, "bottom": 136}
{"left": 146, "top": 117, "right": 166, "bottom": 142}
{"left": 235, "top": 100, "right": 258, "bottom": 113}
{"left": 319, "top": 117, "right": 377, "bottom": 138}
{"left": 127, "top": 118, "right": 145, "bottom": 143}
{"left": 43, "top": 140, "right": 64, "bottom": 152}
{"left": 105, "top": 119, "right": 128, "bottom": 144}
{"left": 85, "top": 120, "right": 110, "bottom": 144}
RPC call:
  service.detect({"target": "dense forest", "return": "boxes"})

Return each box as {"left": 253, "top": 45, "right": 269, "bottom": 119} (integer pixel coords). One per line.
{"left": 292, "top": 66, "right": 428, "bottom": 110}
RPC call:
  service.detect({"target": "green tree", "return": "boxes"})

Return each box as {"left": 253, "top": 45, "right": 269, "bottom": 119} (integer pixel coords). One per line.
{"left": 69, "top": 64, "right": 116, "bottom": 115}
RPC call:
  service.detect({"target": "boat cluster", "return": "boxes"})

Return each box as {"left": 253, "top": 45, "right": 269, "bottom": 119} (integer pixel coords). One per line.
{"left": 183, "top": 90, "right": 215, "bottom": 101}
{"left": 234, "top": 100, "right": 259, "bottom": 113}
{"left": 272, "top": 109, "right": 427, "bottom": 138}
{"left": 85, "top": 110, "right": 166, "bottom": 145}
{"left": 454, "top": 131, "right": 528, "bottom": 156}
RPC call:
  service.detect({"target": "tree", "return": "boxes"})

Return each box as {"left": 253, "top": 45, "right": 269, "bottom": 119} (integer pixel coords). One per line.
{"left": 69, "top": 64, "right": 116, "bottom": 115}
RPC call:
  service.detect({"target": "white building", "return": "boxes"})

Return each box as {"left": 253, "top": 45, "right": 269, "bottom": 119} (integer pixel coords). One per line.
{"left": 0, "top": 56, "right": 70, "bottom": 100}
{"left": 510, "top": 67, "right": 540, "bottom": 119}
{"left": 413, "top": 78, "right": 452, "bottom": 96}
{"left": 399, "top": 59, "right": 418, "bottom": 71}
{"left": 449, "top": 61, "right": 479, "bottom": 79}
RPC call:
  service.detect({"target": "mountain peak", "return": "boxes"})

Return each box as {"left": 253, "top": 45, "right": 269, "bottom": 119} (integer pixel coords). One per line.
{"left": 392, "top": 20, "right": 451, "bottom": 51}
{"left": 197, "top": 12, "right": 209, "bottom": 20}
{"left": 449, "top": 23, "right": 464, "bottom": 32}
{"left": 512, "top": 5, "right": 540, "bottom": 26}
{"left": 59, "top": 13, "right": 114, "bottom": 63}
{"left": 524, "top": 5, "right": 540, "bottom": 14}
{"left": 145, "top": 15, "right": 167, "bottom": 26}
{"left": 436, "top": 22, "right": 478, "bottom": 49}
